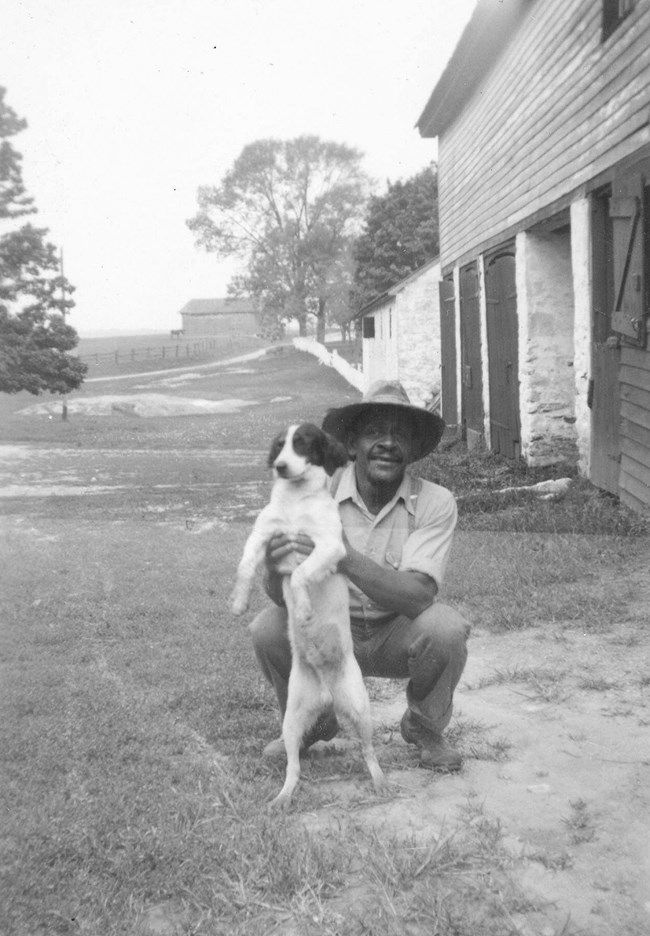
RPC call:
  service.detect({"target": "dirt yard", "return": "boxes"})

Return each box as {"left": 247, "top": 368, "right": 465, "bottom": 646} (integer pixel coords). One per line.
{"left": 2, "top": 346, "right": 649, "bottom": 936}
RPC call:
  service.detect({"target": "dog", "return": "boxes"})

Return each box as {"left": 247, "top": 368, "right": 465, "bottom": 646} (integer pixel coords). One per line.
{"left": 231, "top": 422, "right": 388, "bottom": 810}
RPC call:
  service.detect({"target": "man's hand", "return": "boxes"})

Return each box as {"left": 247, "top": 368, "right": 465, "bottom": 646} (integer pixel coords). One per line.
{"left": 266, "top": 532, "right": 315, "bottom": 576}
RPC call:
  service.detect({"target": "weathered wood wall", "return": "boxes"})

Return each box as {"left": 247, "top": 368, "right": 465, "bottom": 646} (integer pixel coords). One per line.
{"left": 437, "top": 0, "right": 650, "bottom": 268}
{"left": 620, "top": 345, "right": 650, "bottom": 510}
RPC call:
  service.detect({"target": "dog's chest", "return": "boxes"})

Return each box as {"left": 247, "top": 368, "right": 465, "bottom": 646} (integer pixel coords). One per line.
{"left": 267, "top": 489, "right": 340, "bottom": 538}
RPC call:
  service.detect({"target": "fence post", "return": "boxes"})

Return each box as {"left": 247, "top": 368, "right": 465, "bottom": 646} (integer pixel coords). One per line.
{"left": 115, "top": 350, "right": 119, "bottom": 363}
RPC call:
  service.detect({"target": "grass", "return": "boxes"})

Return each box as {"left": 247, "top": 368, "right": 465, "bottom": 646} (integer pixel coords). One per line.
{"left": 442, "top": 529, "right": 642, "bottom": 632}
{"left": 1, "top": 513, "right": 594, "bottom": 934}
{"left": 562, "top": 799, "right": 597, "bottom": 845}
{"left": 0, "top": 514, "right": 555, "bottom": 934}
{"left": 416, "top": 442, "right": 648, "bottom": 536}
{"left": 1, "top": 347, "right": 648, "bottom": 934}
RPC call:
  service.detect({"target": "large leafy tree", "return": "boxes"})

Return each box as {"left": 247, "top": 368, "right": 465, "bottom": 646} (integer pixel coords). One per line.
{"left": 0, "top": 86, "right": 86, "bottom": 396}
{"left": 187, "top": 136, "right": 370, "bottom": 338}
{"left": 352, "top": 163, "right": 439, "bottom": 312}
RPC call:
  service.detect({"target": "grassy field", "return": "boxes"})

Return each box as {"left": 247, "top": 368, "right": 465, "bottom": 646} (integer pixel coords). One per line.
{"left": 1, "top": 348, "right": 648, "bottom": 935}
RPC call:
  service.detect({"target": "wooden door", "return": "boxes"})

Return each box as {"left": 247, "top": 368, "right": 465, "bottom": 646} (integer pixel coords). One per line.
{"left": 459, "top": 263, "right": 483, "bottom": 439}
{"left": 438, "top": 276, "right": 457, "bottom": 423}
{"left": 485, "top": 248, "right": 521, "bottom": 458}
{"left": 590, "top": 188, "right": 620, "bottom": 494}
{"left": 610, "top": 173, "right": 646, "bottom": 346}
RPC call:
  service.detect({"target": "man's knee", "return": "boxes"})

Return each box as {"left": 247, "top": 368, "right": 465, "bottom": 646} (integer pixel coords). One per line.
{"left": 249, "top": 605, "right": 289, "bottom": 655}
{"left": 413, "top": 602, "right": 471, "bottom": 652}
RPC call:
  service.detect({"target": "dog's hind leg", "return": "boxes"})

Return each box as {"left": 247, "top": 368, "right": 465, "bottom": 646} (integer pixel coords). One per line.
{"left": 269, "top": 663, "right": 328, "bottom": 812}
{"left": 332, "top": 660, "right": 389, "bottom": 797}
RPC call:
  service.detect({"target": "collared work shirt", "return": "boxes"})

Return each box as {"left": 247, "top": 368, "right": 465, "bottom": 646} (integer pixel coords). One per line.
{"left": 331, "top": 464, "right": 458, "bottom": 625}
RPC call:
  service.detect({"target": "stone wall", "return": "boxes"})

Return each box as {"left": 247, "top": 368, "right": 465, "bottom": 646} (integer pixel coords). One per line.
{"left": 570, "top": 198, "right": 593, "bottom": 477}
{"left": 395, "top": 262, "right": 441, "bottom": 408}
{"left": 517, "top": 229, "right": 579, "bottom": 466}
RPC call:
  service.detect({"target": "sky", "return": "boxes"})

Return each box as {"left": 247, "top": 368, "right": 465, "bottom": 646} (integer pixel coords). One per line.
{"left": 2, "top": 0, "right": 477, "bottom": 335}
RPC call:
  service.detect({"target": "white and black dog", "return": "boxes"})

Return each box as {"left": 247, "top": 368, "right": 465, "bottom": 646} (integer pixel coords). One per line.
{"left": 231, "top": 423, "right": 388, "bottom": 810}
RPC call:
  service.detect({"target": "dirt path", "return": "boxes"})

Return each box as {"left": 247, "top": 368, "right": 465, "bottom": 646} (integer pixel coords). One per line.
{"left": 300, "top": 553, "right": 650, "bottom": 936}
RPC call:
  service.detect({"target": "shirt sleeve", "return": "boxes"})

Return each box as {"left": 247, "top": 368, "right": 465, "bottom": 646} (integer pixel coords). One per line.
{"left": 399, "top": 483, "right": 458, "bottom": 587}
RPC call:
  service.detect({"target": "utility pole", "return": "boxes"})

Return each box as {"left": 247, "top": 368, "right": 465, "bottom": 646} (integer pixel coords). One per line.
{"left": 60, "top": 248, "right": 68, "bottom": 421}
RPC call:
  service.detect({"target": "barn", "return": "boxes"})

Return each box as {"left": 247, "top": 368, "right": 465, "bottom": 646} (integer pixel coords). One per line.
{"left": 418, "top": 0, "right": 650, "bottom": 512}
{"left": 178, "top": 298, "right": 261, "bottom": 337}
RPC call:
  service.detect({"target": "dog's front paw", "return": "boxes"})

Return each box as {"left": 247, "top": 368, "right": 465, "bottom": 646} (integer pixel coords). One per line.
{"left": 230, "top": 585, "right": 250, "bottom": 617}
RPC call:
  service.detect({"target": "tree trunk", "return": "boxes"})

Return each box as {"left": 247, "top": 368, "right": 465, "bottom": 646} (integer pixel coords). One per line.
{"left": 316, "top": 297, "right": 326, "bottom": 343}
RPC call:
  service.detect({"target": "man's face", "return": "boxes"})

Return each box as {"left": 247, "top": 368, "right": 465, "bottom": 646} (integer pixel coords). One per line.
{"left": 348, "top": 411, "right": 414, "bottom": 485}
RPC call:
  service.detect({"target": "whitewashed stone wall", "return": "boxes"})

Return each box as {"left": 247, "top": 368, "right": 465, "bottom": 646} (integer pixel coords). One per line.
{"left": 362, "top": 304, "right": 398, "bottom": 387}
{"left": 395, "top": 262, "right": 441, "bottom": 407}
{"left": 362, "top": 261, "right": 441, "bottom": 408}
{"left": 517, "top": 230, "right": 579, "bottom": 465}
{"left": 570, "top": 198, "right": 593, "bottom": 476}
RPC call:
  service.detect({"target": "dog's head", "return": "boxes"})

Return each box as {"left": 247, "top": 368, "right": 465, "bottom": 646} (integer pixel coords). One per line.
{"left": 268, "top": 423, "right": 349, "bottom": 480}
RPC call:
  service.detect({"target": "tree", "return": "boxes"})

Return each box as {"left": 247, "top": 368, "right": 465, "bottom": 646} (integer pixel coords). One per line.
{"left": 0, "top": 86, "right": 86, "bottom": 396}
{"left": 352, "top": 163, "right": 439, "bottom": 313}
{"left": 187, "top": 136, "right": 370, "bottom": 337}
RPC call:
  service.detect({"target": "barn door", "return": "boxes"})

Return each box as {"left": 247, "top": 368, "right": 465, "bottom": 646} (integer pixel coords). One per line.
{"left": 438, "top": 276, "right": 457, "bottom": 423}
{"left": 610, "top": 173, "right": 646, "bottom": 346}
{"left": 459, "top": 263, "right": 483, "bottom": 440}
{"left": 485, "top": 248, "right": 521, "bottom": 458}
{"left": 590, "top": 188, "right": 620, "bottom": 494}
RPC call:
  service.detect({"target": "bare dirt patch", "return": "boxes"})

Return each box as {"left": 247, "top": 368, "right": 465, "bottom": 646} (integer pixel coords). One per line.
{"left": 17, "top": 394, "right": 260, "bottom": 419}
{"left": 283, "top": 544, "right": 650, "bottom": 936}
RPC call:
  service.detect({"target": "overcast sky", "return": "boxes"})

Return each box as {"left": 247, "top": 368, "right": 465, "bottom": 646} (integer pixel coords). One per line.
{"left": 3, "top": 0, "right": 476, "bottom": 335}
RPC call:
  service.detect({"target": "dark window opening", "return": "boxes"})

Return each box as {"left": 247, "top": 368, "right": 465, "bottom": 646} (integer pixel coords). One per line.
{"left": 362, "top": 317, "right": 375, "bottom": 339}
{"left": 602, "top": 0, "right": 636, "bottom": 41}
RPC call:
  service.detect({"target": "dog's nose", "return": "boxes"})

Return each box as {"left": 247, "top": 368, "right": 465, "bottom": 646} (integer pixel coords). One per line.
{"left": 275, "top": 461, "right": 288, "bottom": 477}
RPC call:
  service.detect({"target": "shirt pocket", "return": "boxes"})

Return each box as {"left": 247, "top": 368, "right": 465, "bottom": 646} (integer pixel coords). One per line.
{"left": 385, "top": 529, "right": 408, "bottom": 570}
{"left": 384, "top": 547, "right": 402, "bottom": 570}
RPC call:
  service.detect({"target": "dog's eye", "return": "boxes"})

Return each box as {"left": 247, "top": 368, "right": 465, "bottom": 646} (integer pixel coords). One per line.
{"left": 292, "top": 431, "right": 309, "bottom": 456}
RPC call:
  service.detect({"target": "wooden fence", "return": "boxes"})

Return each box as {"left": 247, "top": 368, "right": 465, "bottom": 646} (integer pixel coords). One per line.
{"left": 77, "top": 335, "right": 241, "bottom": 367}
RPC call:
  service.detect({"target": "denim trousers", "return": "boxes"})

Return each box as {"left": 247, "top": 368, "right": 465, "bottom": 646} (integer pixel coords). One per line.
{"left": 249, "top": 601, "right": 470, "bottom": 735}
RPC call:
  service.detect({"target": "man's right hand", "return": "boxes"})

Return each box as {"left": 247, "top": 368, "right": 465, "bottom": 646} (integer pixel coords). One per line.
{"left": 266, "top": 532, "right": 315, "bottom": 575}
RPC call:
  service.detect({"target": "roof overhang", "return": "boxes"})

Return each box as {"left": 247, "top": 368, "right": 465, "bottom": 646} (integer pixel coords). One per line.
{"left": 416, "top": 0, "right": 532, "bottom": 139}
{"left": 356, "top": 257, "right": 440, "bottom": 318}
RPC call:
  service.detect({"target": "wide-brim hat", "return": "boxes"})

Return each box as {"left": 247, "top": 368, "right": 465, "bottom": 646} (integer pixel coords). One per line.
{"left": 322, "top": 379, "right": 445, "bottom": 462}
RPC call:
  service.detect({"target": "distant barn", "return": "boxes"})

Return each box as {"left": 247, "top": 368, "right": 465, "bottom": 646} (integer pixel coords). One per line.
{"left": 178, "top": 298, "right": 261, "bottom": 337}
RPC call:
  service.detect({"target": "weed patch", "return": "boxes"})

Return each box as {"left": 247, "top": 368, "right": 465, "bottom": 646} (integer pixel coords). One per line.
{"left": 417, "top": 443, "right": 647, "bottom": 536}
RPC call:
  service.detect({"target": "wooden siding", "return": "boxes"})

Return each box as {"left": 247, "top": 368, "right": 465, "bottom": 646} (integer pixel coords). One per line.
{"left": 436, "top": 0, "right": 650, "bottom": 268}
{"left": 181, "top": 312, "right": 258, "bottom": 336}
{"left": 620, "top": 346, "right": 650, "bottom": 510}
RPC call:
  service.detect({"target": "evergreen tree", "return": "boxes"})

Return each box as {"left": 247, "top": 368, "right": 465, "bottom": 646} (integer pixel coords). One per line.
{"left": 0, "top": 86, "right": 86, "bottom": 395}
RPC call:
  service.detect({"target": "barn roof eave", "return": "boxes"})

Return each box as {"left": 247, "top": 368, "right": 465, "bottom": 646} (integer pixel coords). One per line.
{"left": 416, "top": 0, "right": 533, "bottom": 139}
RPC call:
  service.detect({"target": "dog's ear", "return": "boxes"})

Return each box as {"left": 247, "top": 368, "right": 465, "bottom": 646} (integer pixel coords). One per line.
{"left": 267, "top": 431, "right": 285, "bottom": 468}
{"left": 322, "top": 432, "right": 349, "bottom": 476}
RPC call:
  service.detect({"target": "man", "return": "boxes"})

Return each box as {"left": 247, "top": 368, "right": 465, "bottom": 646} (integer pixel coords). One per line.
{"left": 249, "top": 380, "right": 471, "bottom": 770}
